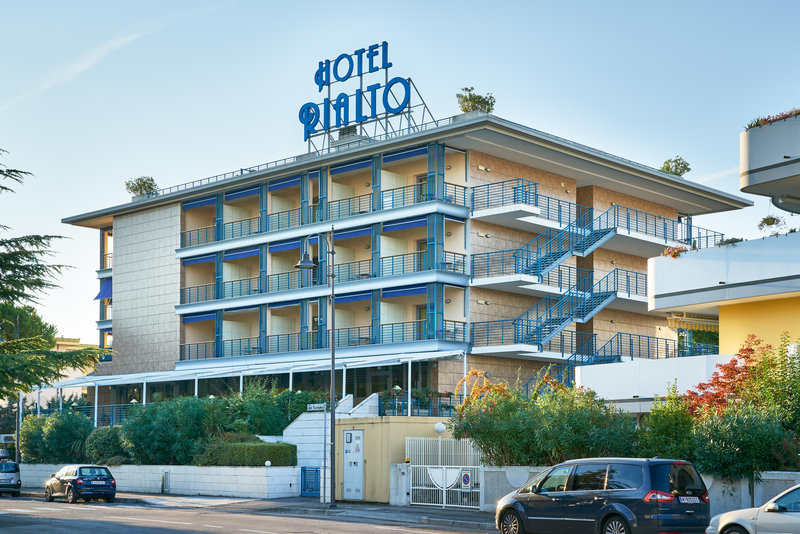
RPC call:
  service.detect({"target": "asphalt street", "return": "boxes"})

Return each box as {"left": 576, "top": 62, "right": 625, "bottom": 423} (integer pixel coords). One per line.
{"left": 0, "top": 496, "right": 493, "bottom": 533}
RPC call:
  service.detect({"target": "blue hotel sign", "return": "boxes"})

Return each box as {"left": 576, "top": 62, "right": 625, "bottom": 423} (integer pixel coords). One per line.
{"left": 299, "top": 41, "right": 411, "bottom": 141}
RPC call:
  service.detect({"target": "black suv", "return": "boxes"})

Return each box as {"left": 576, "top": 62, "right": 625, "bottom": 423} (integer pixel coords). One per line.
{"left": 495, "top": 457, "right": 709, "bottom": 534}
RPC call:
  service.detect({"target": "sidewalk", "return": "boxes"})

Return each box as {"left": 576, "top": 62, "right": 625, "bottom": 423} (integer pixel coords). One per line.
{"left": 20, "top": 490, "right": 497, "bottom": 531}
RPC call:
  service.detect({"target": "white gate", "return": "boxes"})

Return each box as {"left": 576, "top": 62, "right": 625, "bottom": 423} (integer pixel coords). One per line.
{"left": 406, "top": 437, "right": 482, "bottom": 509}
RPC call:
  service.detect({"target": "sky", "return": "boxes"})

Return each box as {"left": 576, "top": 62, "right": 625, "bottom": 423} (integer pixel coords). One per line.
{"left": 2, "top": 1, "right": 799, "bottom": 344}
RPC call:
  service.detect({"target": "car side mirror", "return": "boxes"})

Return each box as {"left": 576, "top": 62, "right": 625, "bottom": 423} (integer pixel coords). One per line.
{"left": 51, "top": 473, "right": 56, "bottom": 477}
{"left": 765, "top": 503, "right": 784, "bottom": 513}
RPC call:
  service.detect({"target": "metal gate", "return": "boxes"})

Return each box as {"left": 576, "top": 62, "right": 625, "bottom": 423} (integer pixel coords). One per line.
{"left": 406, "top": 437, "right": 482, "bottom": 509}
{"left": 300, "top": 467, "right": 320, "bottom": 497}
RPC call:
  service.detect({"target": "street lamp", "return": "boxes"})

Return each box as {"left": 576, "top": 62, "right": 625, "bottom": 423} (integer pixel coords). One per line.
{"left": 295, "top": 225, "right": 336, "bottom": 508}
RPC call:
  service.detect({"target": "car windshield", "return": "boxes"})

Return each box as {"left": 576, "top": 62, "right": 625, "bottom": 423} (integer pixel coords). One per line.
{"left": 79, "top": 466, "right": 112, "bottom": 477}
{"left": 0, "top": 462, "right": 18, "bottom": 473}
{"left": 774, "top": 487, "right": 800, "bottom": 512}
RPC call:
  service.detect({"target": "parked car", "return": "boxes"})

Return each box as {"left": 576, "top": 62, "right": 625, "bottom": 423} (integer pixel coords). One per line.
{"left": 705, "top": 483, "right": 800, "bottom": 534}
{"left": 44, "top": 465, "right": 116, "bottom": 503}
{"left": 0, "top": 448, "right": 21, "bottom": 497}
{"left": 495, "top": 457, "right": 709, "bottom": 534}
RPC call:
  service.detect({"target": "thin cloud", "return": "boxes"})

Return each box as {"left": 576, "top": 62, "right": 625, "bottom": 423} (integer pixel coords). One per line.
{"left": 0, "top": 31, "right": 149, "bottom": 113}
{"left": 691, "top": 165, "right": 739, "bottom": 185}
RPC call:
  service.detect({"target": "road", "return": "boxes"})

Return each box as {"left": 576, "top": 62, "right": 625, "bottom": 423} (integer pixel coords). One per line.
{"left": 0, "top": 497, "right": 489, "bottom": 534}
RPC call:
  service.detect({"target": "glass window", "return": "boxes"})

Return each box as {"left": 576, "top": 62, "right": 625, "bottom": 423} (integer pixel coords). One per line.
{"left": 0, "top": 462, "right": 18, "bottom": 473}
{"left": 519, "top": 469, "right": 549, "bottom": 494}
{"left": 56, "top": 467, "right": 67, "bottom": 477}
{"left": 651, "top": 462, "right": 705, "bottom": 495}
{"left": 572, "top": 464, "right": 608, "bottom": 491}
{"left": 79, "top": 466, "right": 112, "bottom": 477}
{"left": 607, "top": 464, "right": 644, "bottom": 490}
{"left": 774, "top": 488, "right": 800, "bottom": 512}
{"left": 539, "top": 465, "right": 573, "bottom": 493}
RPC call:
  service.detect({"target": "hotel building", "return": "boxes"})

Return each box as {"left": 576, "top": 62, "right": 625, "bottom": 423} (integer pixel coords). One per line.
{"left": 61, "top": 112, "right": 749, "bottom": 416}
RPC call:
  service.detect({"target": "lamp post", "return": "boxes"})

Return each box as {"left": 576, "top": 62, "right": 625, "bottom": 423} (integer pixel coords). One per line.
{"left": 296, "top": 225, "right": 336, "bottom": 508}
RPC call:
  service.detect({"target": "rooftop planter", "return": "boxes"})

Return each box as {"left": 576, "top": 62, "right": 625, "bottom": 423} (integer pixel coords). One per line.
{"left": 740, "top": 113, "right": 800, "bottom": 207}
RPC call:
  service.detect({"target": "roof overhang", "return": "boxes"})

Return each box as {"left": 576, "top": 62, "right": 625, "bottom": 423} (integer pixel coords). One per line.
{"left": 46, "top": 350, "right": 464, "bottom": 389}
{"left": 63, "top": 114, "right": 751, "bottom": 229}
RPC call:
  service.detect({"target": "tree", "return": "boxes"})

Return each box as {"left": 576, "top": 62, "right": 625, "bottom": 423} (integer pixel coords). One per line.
{"left": 0, "top": 303, "right": 57, "bottom": 347}
{"left": 660, "top": 156, "right": 691, "bottom": 177}
{"left": 0, "top": 149, "right": 101, "bottom": 397}
{"left": 456, "top": 87, "right": 496, "bottom": 113}
{"left": 124, "top": 176, "right": 158, "bottom": 197}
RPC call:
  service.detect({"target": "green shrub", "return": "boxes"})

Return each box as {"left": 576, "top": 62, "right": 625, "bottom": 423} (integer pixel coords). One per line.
{"left": 450, "top": 381, "right": 635, "bottom": 466}
{"left": 20, "top": 411, "right": 94, "bottom": 463}
{"left": 19, "top": 415, "right": 47, "bottom": 463}
{"left": 195, "top": 439, "right": 296, "bottom": 466}
{"left": 637, "top": 384, "right": 696, "bottom": 462}
{"left": 226, "top": 386, "right": 327, "bottom": 435}
{"left": 86, "top": 425, "right": 130, "bottom": 464}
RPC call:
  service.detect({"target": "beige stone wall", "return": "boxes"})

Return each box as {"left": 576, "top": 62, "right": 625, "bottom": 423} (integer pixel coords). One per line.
{"left": 435, "top": 355, "right": 547, "bottom": 392}
{"left": 108, "top": 204, "right": 181, "bottom": 375}
{"left": 470, "top": 287, "right": 538, "bottom": 323}
{"left": 471, "top": 220, "right": 537, "bottom": 255}
{"left": 578, "top": 185, "right": 678, "bottom": 219}
{"left": 469, "top": 151, "right": 576, "bottom": 202}
{"left": 591, "top": 248, "right": 647, "bottom": 278}
{"left": 591, "top": 309, "right": 676, "bottom": 348}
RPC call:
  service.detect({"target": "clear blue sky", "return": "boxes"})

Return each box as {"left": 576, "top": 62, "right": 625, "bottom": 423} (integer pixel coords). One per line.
{"left": 2, "top": 1, "right": 798, "bottom": 344}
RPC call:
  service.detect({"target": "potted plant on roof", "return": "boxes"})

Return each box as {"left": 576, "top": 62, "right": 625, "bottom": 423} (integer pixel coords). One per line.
{"left": 758, "top": 215, "right": 784, "bottom": 235}
{"left": 125, "top": 176, "right": 159, "bottom": 202}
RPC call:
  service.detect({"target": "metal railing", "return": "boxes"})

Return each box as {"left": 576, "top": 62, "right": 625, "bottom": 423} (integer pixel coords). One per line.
{"left": 102, "top": 253, "right": 113, "bottom": 269}
{"left": 222, "top": 215, "right": 260, "bottom": 241}
{"left": 180, "top": 283, "right": 216, "bottom": 304}
{"left": 327, "top": 192, "right": 373, "bottom": 220}
{"left": 599, "top": 205, "right": 724, "bottom": 249}
{"left": 443, "top": 182, "right": 468, "bottom": 206}
{"left": 592, "top": 332, "right": 719, "bottom": 364}
{"left": 441, "top": 320, "right": 468, "bottom": 342}
{"left": 181, "top": 225, "right": 215, "bottom": 248}
{"left": 221, "top": 336, "right": 261, "bottom": 357}
{"left": 380, "top": 392, "right": 466, "bottom": 417}
{"left": 471, "top": 178, "right": 538, "bottom": 211}
{"left": 380, "top": 251, "right": 428, "bottom": 277}
{"left": 380, "top": 320, "right": 428, "bottom": 344}
{"left": 221, "top": 276, "right": 259, "bottom": 299}
{"left": 335, "top": 258, "right": 373, "bottom": 282}
{"left": 180, "top": 341, "right": 214, "bottom": 360}
{"left": 440, "top": 251, "right": 466, "bottom": 274}
{"left": 265, "top": 207, "right": 302, "bottom": 233}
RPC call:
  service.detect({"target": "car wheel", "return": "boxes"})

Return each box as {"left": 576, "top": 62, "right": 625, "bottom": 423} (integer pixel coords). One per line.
{"left": 106, "top": 496, "right": 115, "bottom": 503}
{"left": 500, "top": 509, "right": 525, "bottom": 534}
{"left": 723, "top": 527, "right": 749, "bottom": 534}
{"left": 603, "top": 515, "right": 630, "bottom": 534}
{"left": 12, "top": 491, "right": 20, "bottom": 497}
{"left": 45, "top": 486, "right": 54, "bottom": 502}
{"left": 66, "top": 486, "right": 77, "bottom": 504}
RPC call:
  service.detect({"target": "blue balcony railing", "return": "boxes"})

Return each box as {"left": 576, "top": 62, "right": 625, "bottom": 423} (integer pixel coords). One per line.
{"left": 327, "top": 192, "right": 373, "bottom": 220}
{"left": 379, "top": 391, "right": 466, "bottom": 417}
{"left": 181, "top": 225, "right": 215, "bottom": 248}
{"left": 221, "top": 276, "right": 260, "bottom": 299}
{"left": 265, "top": 207, "right": 302, "bottom": 233}
{"left": 443, "top": 182, "right": 469, "bottom": 206}
{"left": 380, "top": 251, "right": 428, "bottom": 277}
{"left": 592, "top": 332, "right": 718, "bottom": 364}
{"left": 440, "top": 251, "right": 467, "bottom": 274}
{"left": 222, "top": 216, "right": 260, "bottom": 240}
{"left": 472, "top": 178, "right": 538, "bottom": 211}
{"left": 221, "top": 336, "right": 261, "bottom": 357}
{"left": 180, "top": 341, "right": 214, "bottom": 360}
{"left": 180, "top": 283, "right": 216, "bottom": 304}
{"left": 335, "top": 258, "right": 373, "bottom": 282}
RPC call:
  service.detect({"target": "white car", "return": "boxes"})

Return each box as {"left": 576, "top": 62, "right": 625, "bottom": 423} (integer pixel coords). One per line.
{"left": 706, "top": 483, "right": 800, "bottom": 534}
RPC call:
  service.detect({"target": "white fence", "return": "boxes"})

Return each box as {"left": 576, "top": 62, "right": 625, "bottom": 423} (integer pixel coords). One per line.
{"left": 20, "top": 464, "right": 300, "bottom": 499}
{"left": 406, "top": 437, "right": 482, "bottom": 509}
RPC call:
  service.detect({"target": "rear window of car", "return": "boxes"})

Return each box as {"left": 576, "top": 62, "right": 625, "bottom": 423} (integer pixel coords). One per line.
{"left": 79, "top": 467, "right": 112, "bottom": 477}
{"left": 607, "top": 463, "right": 643, "bottom": 490}
{"left": 650, "top": 462, "right": 705, "bottom": 495}
{"left": 0, "top": 462, "right": 18, "bottom": 473}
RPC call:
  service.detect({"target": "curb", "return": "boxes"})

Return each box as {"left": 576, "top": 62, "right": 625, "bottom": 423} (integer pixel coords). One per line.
{"left": 20, "top": 490, "right": 145, "bottom": 504}
{"left": 420, "top": 516, "right": 496, "bottom": 530}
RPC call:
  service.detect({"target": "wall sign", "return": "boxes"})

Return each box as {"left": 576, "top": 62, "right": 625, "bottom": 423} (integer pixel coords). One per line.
{"left": 298, "top": 41, "right": 412, "bottom": 142}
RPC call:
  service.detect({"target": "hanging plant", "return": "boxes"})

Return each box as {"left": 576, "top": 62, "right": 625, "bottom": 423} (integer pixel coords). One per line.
{"left": 662, "top": 246, "right": 689, "bottom": 259}
{"left": 758, "top": 215, "right": 784, "bottom": 232}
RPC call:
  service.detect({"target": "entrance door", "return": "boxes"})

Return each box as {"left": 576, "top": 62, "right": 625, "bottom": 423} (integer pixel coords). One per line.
{"left": 342, "top": 429, "right": 364, "bottom": 501}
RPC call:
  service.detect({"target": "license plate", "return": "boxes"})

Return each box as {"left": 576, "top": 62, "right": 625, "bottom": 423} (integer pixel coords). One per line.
{"left": 0, "top": 479, "right": 10, "bottom": 483}
{"left": 91, "top": 480, "right": 105, "bottom": 485}
{"left": 679, "top": 496, "right": 700, "bottom": 504}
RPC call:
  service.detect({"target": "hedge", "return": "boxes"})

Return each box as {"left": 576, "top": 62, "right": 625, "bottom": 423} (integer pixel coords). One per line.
{"left": 195, "top": 440, "right": 297, "bottom": 467}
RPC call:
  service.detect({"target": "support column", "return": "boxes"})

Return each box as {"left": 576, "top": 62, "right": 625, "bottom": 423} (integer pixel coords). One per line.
{"left": 371, "top": 223, "right": 381, "bottom": 277}
{"left": 215, "top": 193, "right": 224, "bottom": 241}
{"left": 36, "top": 388, "right": 41, "bottom": 415}
{"left": 371, "top": 155, "right": 381, "bottom": 212}
{"left": 407, "top": 361, "right": 412, "bottom": 417}
{"left": 300, "top": 299, "right": 309, "bottom": 350}
{"left": 318, "top": 168, "right": 328, "bottom": 222}
{"left": 370, "top": 290, "right": 381, "bottom": 344}
{"left": 342, "top": 366, "right": 346, "bottom": 397}
{"left": 194, "top": 377, "right": 199, "bottom": 397}
{"left": 259, "top": 183, "right": 268, "bottom": 233}
{"left": 427, "top": 142, "right": 445, "bottom": 200}
{"left": 300, "top": 172, "right": 310, "bottom": 225}
{"left": 215, "top": 310, "right": 223, "bottom": 358}
{"left": 94, "top": 384, "right": 98, "bottom": 428}
{"left": 462, "top": 352, "right": 468, "bottom": 397}
{"left": 289, "top": 371, "right": 293, "bottom": 391}
{"left": 142, "top": 380, "right": 147, "bottom": 406}
{"left": 240, "top": 374, "right": 244, "bottom": 394}
{"left": 59, "top": 389, "right": 63, "bottom": 411}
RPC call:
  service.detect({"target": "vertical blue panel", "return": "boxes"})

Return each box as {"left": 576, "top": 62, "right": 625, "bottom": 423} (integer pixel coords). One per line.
{"left": 371, "top": 155, "right": 381, "bottom": 213}
{"left": 300, "top": 299, "right": 309, "bottom": 350}
{"left": 214, "top": 310, "right": 223, "bottom": 358}
{"left": 300, "top": 172, "right": 309, "bottom": 225}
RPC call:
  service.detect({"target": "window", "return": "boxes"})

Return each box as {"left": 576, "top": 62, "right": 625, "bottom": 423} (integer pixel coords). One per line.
{"left": 572, "top": 464, "right": 608, "bottom": 491}
{"left": 79, "top": 466, "right": 112, "bottom": 477}
{"left": 607, "top": 464, "right": 643, "bottom": 490}
{"left": 651, "top": 462, "right": 705, "bottom": 495}
{"left": 518, "top": 469, "right": 549, "bottom": 494}
{"left": 0, "top": 462, "right": 18, "bottom": 473}
{"left": 774, "top": 488, "right": 800, "bottom": 512}
{"left": 539, "top": 465, "right": 573, "bottom": 493}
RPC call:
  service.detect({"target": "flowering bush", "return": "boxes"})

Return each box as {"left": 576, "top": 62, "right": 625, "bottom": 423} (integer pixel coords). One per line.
{"left": 661, "top": 246, "right": 689, "bottom": 258}
{"left": 746, "top": 107, "right": 800, "bottom": 130}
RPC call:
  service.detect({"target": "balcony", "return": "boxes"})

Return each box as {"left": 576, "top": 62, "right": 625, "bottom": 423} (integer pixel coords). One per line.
{"left": 179, "top": 183, "right": 469, "bottom": 249}
{"left": 179, "top": 319, "right": 467, "bottom": 361}
{"left": 179, "top": 251, "right": 467, "bottom": 305}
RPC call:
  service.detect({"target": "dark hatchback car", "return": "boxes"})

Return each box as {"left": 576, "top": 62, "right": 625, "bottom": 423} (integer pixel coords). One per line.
{"left": 45, "top": 465, "right": 116, "bottom": 503}
{"left": 496, "top": 457, "right": 709, "bottom": 534}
